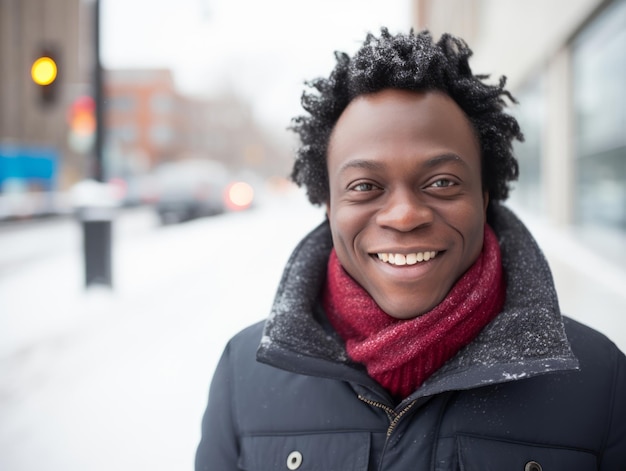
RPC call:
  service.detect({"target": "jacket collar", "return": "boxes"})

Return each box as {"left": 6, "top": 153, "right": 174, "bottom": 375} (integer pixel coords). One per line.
{"left": 257, "top": 204, "right": 579, "bottom": 399}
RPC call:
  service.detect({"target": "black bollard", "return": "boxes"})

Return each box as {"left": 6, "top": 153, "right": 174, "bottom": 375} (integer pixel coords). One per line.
{"left": 78, "top": 205, "right": 114, "bottom": 289}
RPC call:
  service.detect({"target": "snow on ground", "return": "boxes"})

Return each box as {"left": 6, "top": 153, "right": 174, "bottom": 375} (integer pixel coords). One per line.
{"left": 0, "top": 190, "right": 325, "bottom": 471}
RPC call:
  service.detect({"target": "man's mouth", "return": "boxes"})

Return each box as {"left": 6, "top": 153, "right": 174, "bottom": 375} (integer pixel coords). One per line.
{"left": 375, "top": 251, "right": 439, "bottom": 266}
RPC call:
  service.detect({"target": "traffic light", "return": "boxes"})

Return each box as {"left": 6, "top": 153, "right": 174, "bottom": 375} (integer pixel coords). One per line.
{"left": 31, "top": 48, "right": 60, "bottom": 105}
{"left": 67, "top": 95, "right": 97, "bottom": 154}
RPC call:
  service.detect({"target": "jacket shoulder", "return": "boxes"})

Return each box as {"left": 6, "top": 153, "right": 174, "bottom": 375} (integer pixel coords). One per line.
{"left": 226, "top": 320, "right": 266, "bottom": 361}
{"left": 562, "top": 316, "right": 626, "bottom": 400}
{"left": 564, "top": 316, "right": 626, "bottom": 466}
{"left": 563, "top": 315, "right": 625, "bottom": 364}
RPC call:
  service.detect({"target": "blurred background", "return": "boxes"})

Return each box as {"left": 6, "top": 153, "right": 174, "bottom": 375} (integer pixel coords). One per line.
{"left": 1, "top": 0, "right": 625, "bottom": 469}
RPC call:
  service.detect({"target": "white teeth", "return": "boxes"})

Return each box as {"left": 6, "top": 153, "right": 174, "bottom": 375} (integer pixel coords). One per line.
{"left": 376, "top": 251, "right": 438, "bottom": 266}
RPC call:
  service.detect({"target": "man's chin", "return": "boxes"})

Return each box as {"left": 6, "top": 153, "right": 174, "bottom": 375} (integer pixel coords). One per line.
{"left": 374, "top": 294, "right": 443, "bottom": 320}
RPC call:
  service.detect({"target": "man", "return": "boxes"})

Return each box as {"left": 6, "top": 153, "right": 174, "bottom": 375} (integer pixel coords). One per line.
{"left": 196, "top": 29, "right": 626, "bottom": 470}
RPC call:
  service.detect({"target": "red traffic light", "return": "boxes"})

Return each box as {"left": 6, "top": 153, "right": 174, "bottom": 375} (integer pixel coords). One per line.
{"left": 67, "top": 95, "right": 96, "bottom": 135}
{"left": 67, "top": 95, "right": 97, "bottom": 153}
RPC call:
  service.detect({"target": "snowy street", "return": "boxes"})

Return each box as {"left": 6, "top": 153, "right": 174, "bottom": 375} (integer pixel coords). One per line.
{"left": 0, "top": 191, "right": 325, "bottom": 471}
{"left": 1, "top": 191, "right": 625, "bottom": 471}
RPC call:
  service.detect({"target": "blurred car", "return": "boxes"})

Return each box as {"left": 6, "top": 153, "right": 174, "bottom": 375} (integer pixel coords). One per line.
{"left": 152, "top": 159, "right": 232, "bottom": 225}
{"left": 108, "top": 174, "right": 158, "bottom": 208}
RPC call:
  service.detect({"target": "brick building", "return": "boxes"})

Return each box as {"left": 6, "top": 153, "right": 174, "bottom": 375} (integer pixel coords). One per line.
{"left": 104, "top": 68, "right": 292, "bottom": 184}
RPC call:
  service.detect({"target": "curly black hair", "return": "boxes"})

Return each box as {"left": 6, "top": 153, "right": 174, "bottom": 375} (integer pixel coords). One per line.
{"left": 289, "top": 28, "right": 523, "bottom": 206}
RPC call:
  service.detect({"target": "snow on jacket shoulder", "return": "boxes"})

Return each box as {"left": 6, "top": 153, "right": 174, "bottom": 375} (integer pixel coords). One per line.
{"left": 195, "top": 205, "right": 626, "bottom": 470}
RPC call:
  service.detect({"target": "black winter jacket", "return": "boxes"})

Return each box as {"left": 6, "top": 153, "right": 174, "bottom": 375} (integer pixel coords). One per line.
{"left": 196, "top": 205, "right": 626, "bottom": 470}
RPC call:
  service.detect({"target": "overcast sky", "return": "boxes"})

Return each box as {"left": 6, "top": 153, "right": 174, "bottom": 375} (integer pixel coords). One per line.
{"left": 101, "top": 0, "right": 412, "bottom": 130}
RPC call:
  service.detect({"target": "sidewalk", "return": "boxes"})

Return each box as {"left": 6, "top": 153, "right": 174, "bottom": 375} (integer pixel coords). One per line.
{"left": 0, "top": 194, "right": 326, "bottom": 471}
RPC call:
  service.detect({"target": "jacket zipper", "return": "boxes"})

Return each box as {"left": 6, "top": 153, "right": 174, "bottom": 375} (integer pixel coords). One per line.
{"left": 357, "top": 395, "right": 417, "bottom": 437}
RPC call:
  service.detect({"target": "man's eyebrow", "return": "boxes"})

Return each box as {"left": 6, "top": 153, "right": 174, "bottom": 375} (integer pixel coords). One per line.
{"left": 338, "top": 154, "right": 470, "bottom": 174}
{"left": 338, "top": 159, "right": 386, "bottom": 174}
{"left": 423, "top": 153, "right": 469, "bottom": 168}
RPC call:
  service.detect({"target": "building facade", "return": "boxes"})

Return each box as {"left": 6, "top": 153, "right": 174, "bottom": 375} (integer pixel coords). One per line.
{"left": 104, "top": 69, "right": 292, "bottom": 183}
{"left": 413, "top": 0, "right": 625, "bottom": 249}
{"left": 413, "top": 0, "right": 626, "bottom": 342}
{"left": 0, "top": 0, "right": 95, "bottom": 191}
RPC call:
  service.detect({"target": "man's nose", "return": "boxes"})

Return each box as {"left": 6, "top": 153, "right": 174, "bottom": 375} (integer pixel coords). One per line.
{"left": 375, "top": 188, "right": 434, "bottom": 232}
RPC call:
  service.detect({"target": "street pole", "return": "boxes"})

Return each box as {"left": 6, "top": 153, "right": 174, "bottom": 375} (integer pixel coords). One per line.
{"left": 94, "top": 0, "right": 104, "bottom": 182}
{"left": 80, "top": 0, "right": 114, "bottom": 289}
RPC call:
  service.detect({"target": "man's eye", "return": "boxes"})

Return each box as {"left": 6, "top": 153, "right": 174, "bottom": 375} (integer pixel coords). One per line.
{"left": 350, "top": 182, "right": 378, "bottom": 192}
{"left": 430, "top": 179, "right": 455, "bottom": 188}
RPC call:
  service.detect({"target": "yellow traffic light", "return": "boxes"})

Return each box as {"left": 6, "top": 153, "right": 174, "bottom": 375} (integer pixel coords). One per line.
{"left": 31, "top": 56, "right": 58, "bottom": 86}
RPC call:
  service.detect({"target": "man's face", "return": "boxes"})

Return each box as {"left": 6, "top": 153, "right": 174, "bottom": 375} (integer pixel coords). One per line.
{"left": 326, "top": 89, "right": 488, "bottom": 319}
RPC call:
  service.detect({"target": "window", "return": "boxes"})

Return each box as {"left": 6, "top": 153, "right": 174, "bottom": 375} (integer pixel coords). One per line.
{"left": 106, "top": 95, "right": 136, "bottom": 112}
{"left": 572, "top": 0, "right": 626, "bottom": 260}
{"left": 511, "top": 76, "right": 545, "bottom": 212}
{"left": 150, "top": 93, "right": 174, "bottom": 114}
{"left": 150, "top": 124, "right": 174, "bottom": 145}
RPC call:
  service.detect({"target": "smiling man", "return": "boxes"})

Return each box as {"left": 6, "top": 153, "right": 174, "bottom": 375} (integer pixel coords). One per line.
{"left": 196, "top": 29, "right": 626, "bottom": 470}
{"left": 326, "top": 90, "right": 489, "bottom": 320}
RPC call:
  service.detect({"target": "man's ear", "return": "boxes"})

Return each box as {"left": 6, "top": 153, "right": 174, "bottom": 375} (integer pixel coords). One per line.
{"left": 325, "top": 202, "right": 331, "bottom": 220}
{"left": 482, "top": 191, "right": 490, "bottom": 216}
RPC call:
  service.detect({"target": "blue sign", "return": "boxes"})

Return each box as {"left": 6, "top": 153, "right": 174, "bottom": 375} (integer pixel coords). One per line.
{"left": 0, "top": 144, "right": 59, "bottom": 191}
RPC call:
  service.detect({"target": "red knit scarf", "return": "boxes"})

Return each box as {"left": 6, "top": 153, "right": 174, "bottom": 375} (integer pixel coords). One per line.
{"left": 323, "top": 224, "right": 505, "bottom": 399}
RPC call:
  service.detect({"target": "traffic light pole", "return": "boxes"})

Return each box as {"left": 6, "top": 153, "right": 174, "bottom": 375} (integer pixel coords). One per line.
{"left": 94, "top": 0, "right": 104, "bottom": 182}
{"left": 80, "top": 0, "right": 114, "bottom": 289}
